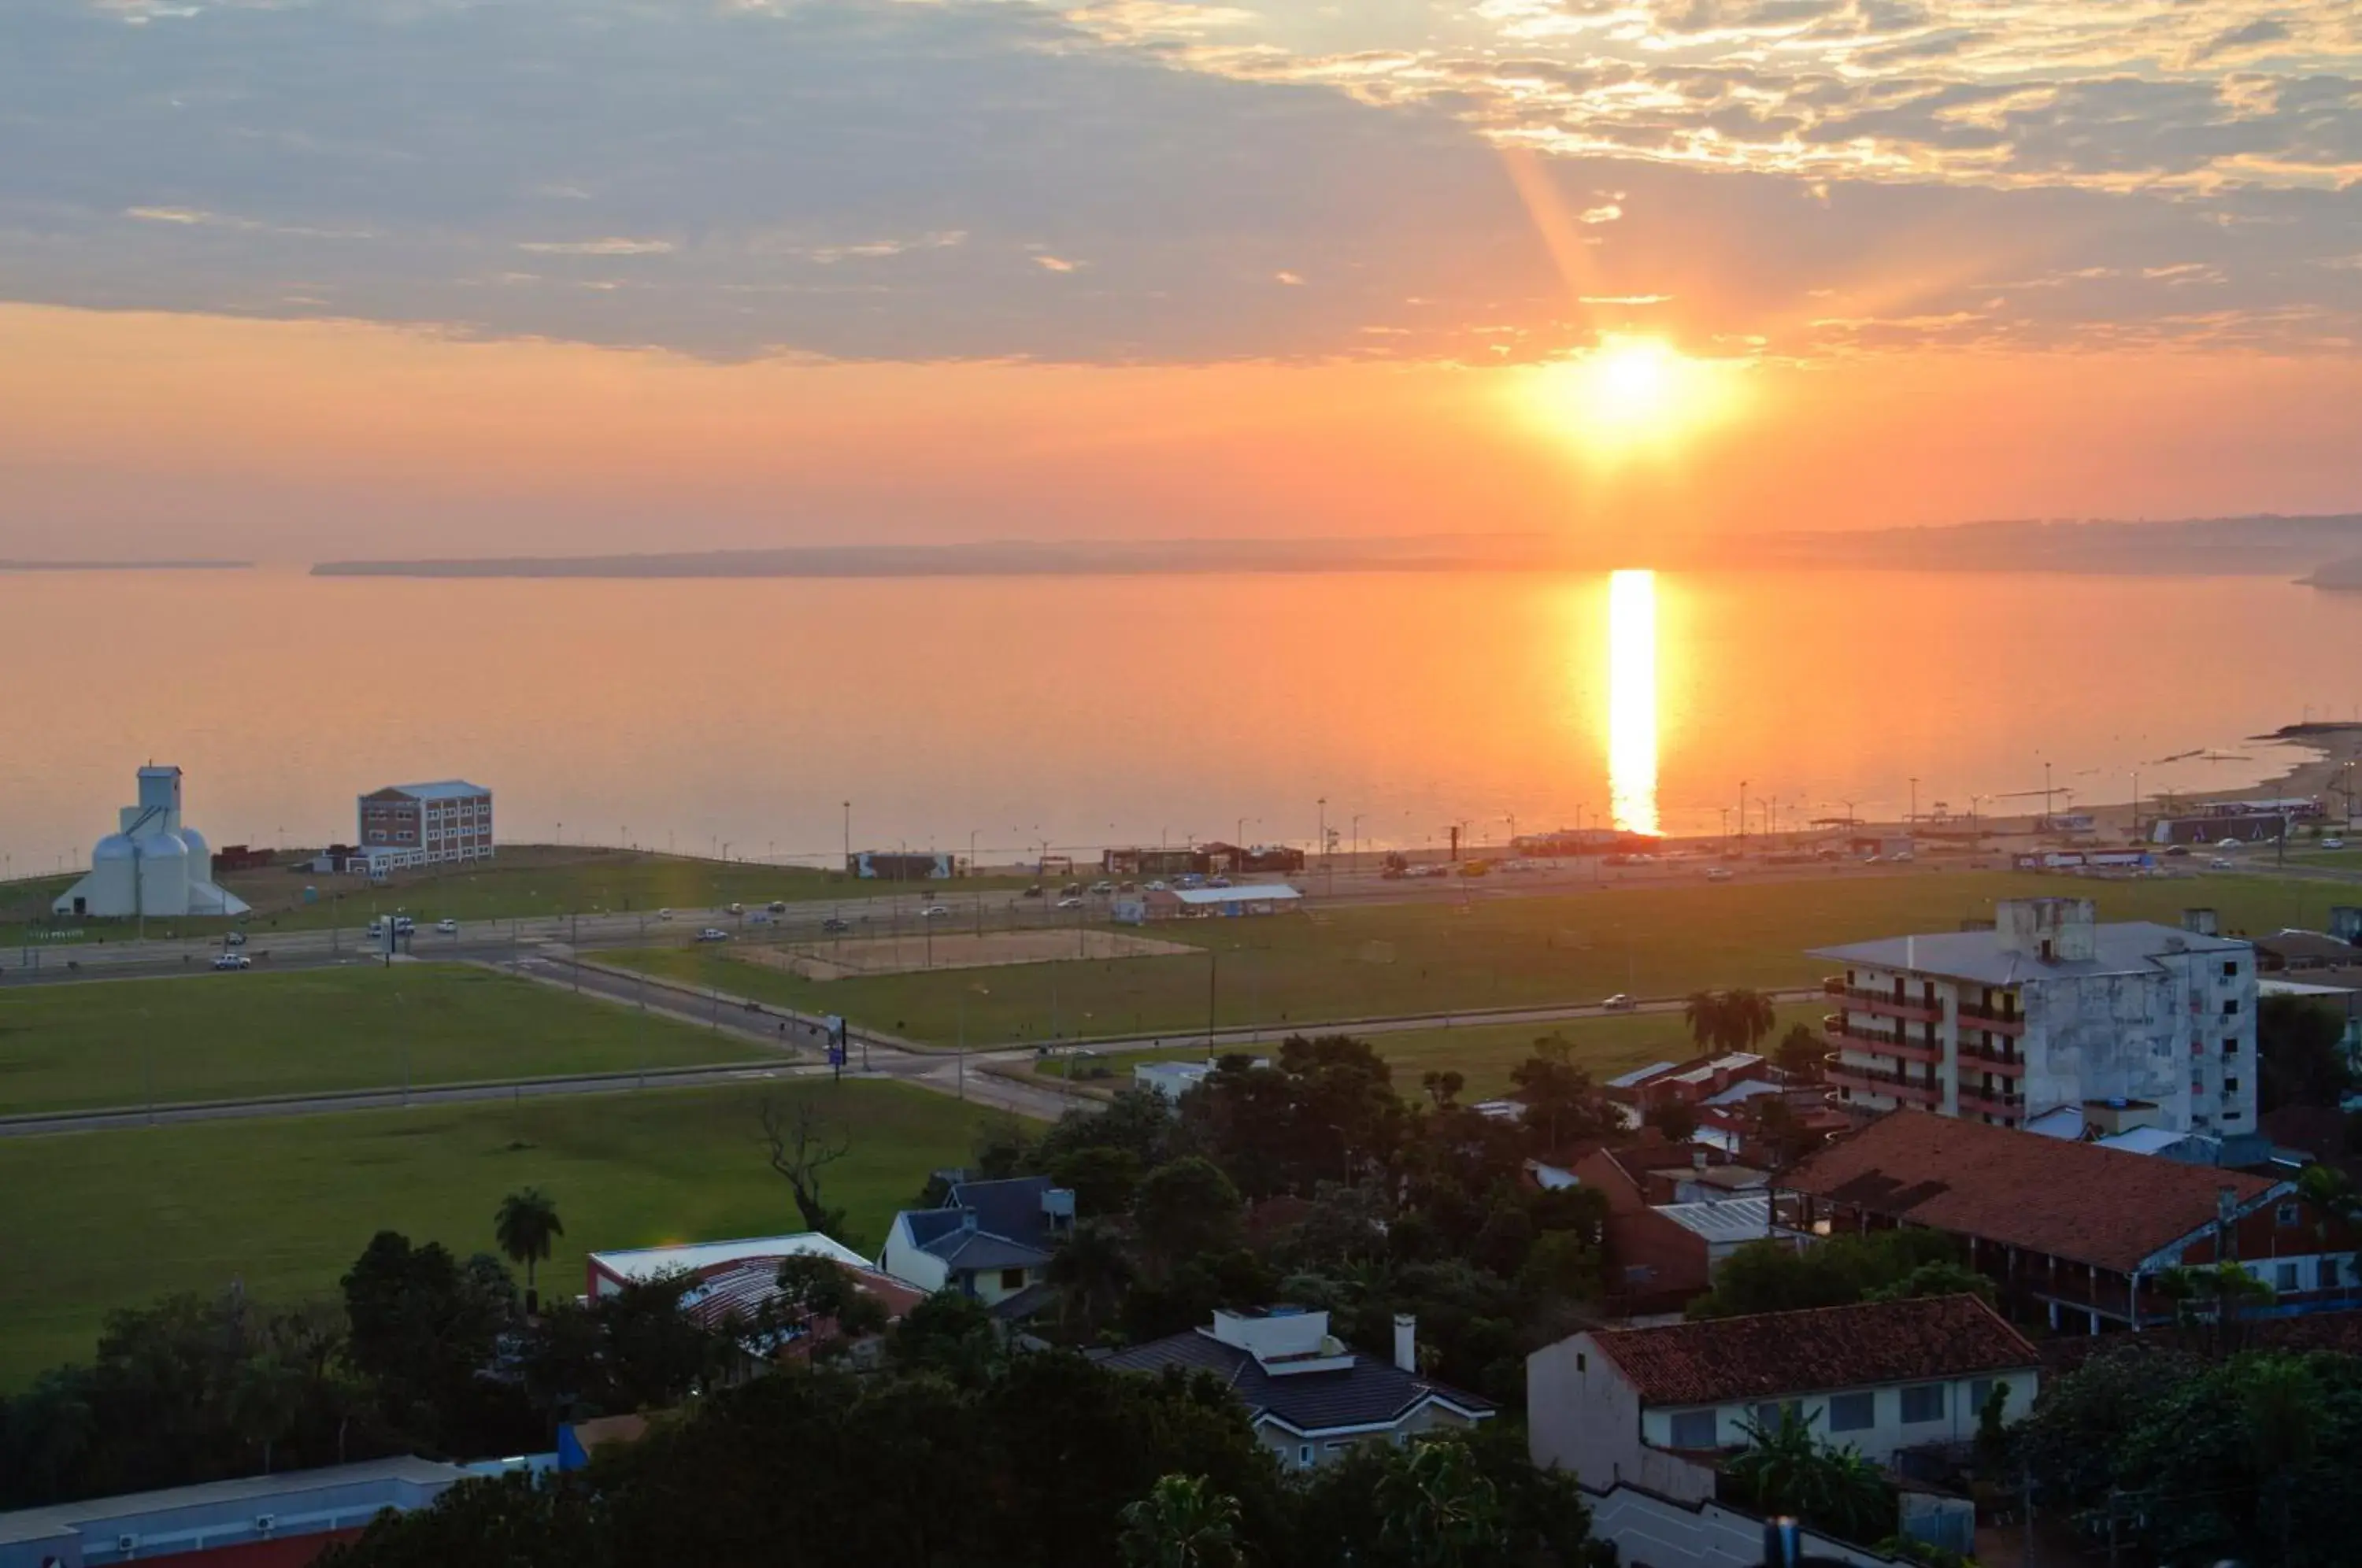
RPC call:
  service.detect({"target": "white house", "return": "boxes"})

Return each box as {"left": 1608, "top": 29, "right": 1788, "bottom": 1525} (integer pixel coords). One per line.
{"left": 878, "top": 1174, "right": 1072, "bottom": 1316}
{"left": 1527, "top": 1295, "right": 2041, "bottom": 1502}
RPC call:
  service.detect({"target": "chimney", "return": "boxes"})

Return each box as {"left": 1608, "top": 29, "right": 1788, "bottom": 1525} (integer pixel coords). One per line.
{"left": 1393, "top": 1314, "right": 1417, "bottom": 1374}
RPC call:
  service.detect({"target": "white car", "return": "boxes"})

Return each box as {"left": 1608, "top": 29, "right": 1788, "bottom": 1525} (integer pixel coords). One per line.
{"left": 2324, "top": 838, "right": 2348, "bottom": 851}
{"left": 2216, "top": 838, "right": 2243, "bottom": 850}
{"left": 435, "top": 919, "right": 458, "bottom": 934}
{"left": 1601, "top": 993, "right": 1637, "bottom": 1011}
{"left": 2209, "top": 856, "right": 2234, "bottom": 869}
{"left": 224, "top": 930, "right": 246, "bottom": 945}
{"left": 1090, "top": 880, "right": 1115, "bottom": 894}
{"left": 1145, "top": 881, "right": 1169, "bottom": 892}
{"left": 695, "top": 927, "right": 731, "bottom": 942}
{"left": 365, "top": 919, "right": 385, "bottom": 938}
{"left": 920, "top": 904, "right": 952, "bottom": 918}
{"left": 657, "top": 908, "right": 674, "bottom": 920}
{"left": 1057, "top": 896, "right": 1086, "bottom": 908}
{"left": 1705, "top": 867, "right": 1733, "bottom": 882}
{"left": 212, "top": 952, "right": 250, "bottom": 971}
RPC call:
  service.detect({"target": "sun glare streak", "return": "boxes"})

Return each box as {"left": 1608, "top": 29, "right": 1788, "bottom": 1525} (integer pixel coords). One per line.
{"left": 1608, "top": 568, "right": 1660, "bottom": 838}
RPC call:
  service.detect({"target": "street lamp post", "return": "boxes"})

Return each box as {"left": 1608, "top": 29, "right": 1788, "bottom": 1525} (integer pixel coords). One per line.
{"left": 1738, "top": 782, "right": 1748, "bottom": 851}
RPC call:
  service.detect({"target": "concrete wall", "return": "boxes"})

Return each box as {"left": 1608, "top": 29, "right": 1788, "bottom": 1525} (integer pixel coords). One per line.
{"left": 877, "top": 1223, "right": 949, "bottom": 1295}
{"left": 1527, "top": 1334, "right": 1716, "bottom": 1503}
{"left": 1583, "top": 1484, "right": 1906, "bottom": 1568}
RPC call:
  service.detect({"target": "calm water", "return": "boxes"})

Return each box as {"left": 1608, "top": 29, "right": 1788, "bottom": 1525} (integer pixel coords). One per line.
{"left": 0, "top": 567, "right": 2352, "bottom": 871}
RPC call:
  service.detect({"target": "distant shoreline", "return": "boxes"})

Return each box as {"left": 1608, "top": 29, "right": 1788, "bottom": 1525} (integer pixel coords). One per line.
{"left": 0, "top": 560, "right": 252, "bottom": 573}
{"left": 311, "top": 512, "right": 2362, "bottom": 580}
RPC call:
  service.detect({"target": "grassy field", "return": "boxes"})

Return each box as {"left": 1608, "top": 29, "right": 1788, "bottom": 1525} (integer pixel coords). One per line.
{"left": 1028, "top": 1004, "right": 1825, "bottom": 1101}
{"left": 1, "top": 849, "right": 1029, "bottom": 945}
{"left": 605, "top": 870, "right": 2349, "bottom": 1045}
{"left": 0, "top": 965, "right": 774, "bottom": 1116}
{"left": 0, "top": 1078, "right": 995, "bottom": 1389}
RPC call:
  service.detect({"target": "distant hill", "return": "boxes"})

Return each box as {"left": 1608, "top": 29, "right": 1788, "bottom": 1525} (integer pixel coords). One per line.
{"left": 310, "top": 513, "right": 2362, "bottom": 580}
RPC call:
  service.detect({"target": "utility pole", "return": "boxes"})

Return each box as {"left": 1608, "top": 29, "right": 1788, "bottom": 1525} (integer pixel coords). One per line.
{"left": 1908, "top": 776, "right": 1917, "bottom": 829}
{"left": 1738, "top": 780, "right": 1749, "bottom": 852}
{"left": 841, "top": 801, "right": 851, "bottom": 875}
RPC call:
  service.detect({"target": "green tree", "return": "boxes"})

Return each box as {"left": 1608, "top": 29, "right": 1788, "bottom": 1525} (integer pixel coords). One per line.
{"left": 2257, "top": 994, "right": 2354, "bottom": 1111}
{"left": 1723, "top": 1407, "right": 1893, "bottom": 1546}
{"left": 1722, "top": 987, "right": 1779, "bottom": 1052}
{"left": 1048, "top": 1219, "right": 1137, "bottom": 1339}
{"left": 1050, "top": 1144, "right": 1145, "bottom": 1218}
{"left": 1120, "top": 1474, "right": 1245, "bottom": 1568}
{"left": 1643, "top": 1101, "right": 1701, "bottom": 1143}
{"left": 1774, "top": 1021, "right": 1826, "bottom": 1082}
{"left": 494, "top": 1188, "right": 564, "bottom": 1307}
{"left": 770, "top": 1254, "right": 889, "bottom": 1343}
{"left": 1374, "top": 1437, "right": 1510, "bottom": 1568}
{"left": 1507, "top": 1037, "right": 1620, "bottom": 1152}
{"left": 1861, "top": 1259, "right": 1996, "bottom": 1306}
{"left": 1689, "top": 1230, "right": 1966, "bottom": 1318}
{"left": 1135, "top": 1158, "right": 1244, "bottom": 1270}
{"left": 1682, "top": 989, "right": 1724, "bottom": 1052}
{"left": 2155, "top": 1261, "right": 2277, "bottom": 1355}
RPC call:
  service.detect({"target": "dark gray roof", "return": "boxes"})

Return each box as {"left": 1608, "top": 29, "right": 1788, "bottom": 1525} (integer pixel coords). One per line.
{"left": 899, "top": 1175, "right": 1057, "bottom": 1271}
{"left": 1099, "top": 1331, "right": 1493, "bottom": 1436}
{"left": 1810, "top": 922, "right": 2245, "bottom": 987}
{"left": 989, "top": 1281, "right": 1059, "bottom": 1321}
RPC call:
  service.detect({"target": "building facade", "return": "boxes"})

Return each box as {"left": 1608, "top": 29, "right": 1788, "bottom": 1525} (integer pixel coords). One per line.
{"left": 51, "top": 765, "right": 249, "bottom": 919}
{"left": 1527, "top": 1296, "right": 2039, "bottom": 1503}
{"left": 356, "top": 781, "right": 494, "bottom": 868}
{"left": 1809, "top": 897, "right": 2255, "bottom": 1136}
{"left": 878, "top": 1175, "right": 1070, "bottom": 1316}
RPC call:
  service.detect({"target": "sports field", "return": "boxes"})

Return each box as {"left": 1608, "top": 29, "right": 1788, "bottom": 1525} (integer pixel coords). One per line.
{"left": 0, "top": 1078, "right": 993, "bottom": 1389}
{"left": 0, "top": 965, "right": 772, "bottom": 1116}
{"left": 605, "top": 870, "right": 2342, "bottom": 1045}
{"left": 1027, "top": 1002, "right": 1825, "bottom": 1100}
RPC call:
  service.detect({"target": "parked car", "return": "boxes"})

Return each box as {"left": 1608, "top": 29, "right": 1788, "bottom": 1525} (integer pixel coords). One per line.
{"left": 1705, "top": 867, "right": 1733, "bottom": 882}
{"left": 695, "top": 927, "right": 731, "bottom": 942}
{"left": 2164, "top": 844, "right": 2190, "bottom": 856}
{"left": 1890, "top": 850, "right": 1914, "bottom": 862}
{"left": 1601, "top": 993, "right": 1636, "bottom": 1011}
{"left": 1022, "top": 884, "right": 1045, "bottom": 898}
{"left": 435, "top": 918, "right": 458, "bottom": 934}
{"left": 1145, "top": 880, "right": 1169, "bottom": 892}
{"left": 821, "top": 917, "right": 850, "bottom": 934}
{"left": 2324, "top": 837, "right": 2348, "bottom": 850}
{"left": 1207, "top": 876, "right": 1232, "bottom": 889}
{"left": 212, "top": 952, "right": 251, "bottom": 971}
{"left": 2208, "top": 856, "right": 2234, "bottom": 869}
{"left": 1057, "top": 896, "right": 1086, "bottom": 908}
{"left": 224, "top": 930, "right": 246, "bottom": 946}
{"left": 727, "top": 903, "right": 745, "bottom": 915}
{"left": 920, "top": 904, "right": 951, "bottom": 919}
{"left": 1090, "top": 880, "right": 1115, "bottom": 894}
{"left": 2216, "top": 838, "right": 2244, "bottom": 850}
{"left": 768, "top": 900, "right": 789, "bottom": 913}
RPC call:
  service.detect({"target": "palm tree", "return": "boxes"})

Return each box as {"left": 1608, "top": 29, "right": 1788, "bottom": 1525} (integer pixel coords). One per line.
{"left": 1723, "top": 987, "right": 1778, "bottom": 1052}
{"left": 1374, "top": 1437, "right": 1509, "bottom": 1567}
{"left": 494, "top": 1188, "right": 564, "bottom": 1310}
{"left": 1047, "top": 1219, "right": 1135, "bottom": 1339}
{"left": 1682, "top": 989, "right": 1724, "bottom": 1052}
{"left": 1119, "top": 1474, "right": 1243, "bottom": 1568}
{"left": 1727, "top": 1408, "right": 1892, "bottom": 1545}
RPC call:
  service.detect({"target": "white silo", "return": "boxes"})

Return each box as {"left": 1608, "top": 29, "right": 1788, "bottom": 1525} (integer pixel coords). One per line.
{"left": 83, "top": 834, "right": 139, "bottom": 915}
{"left": 136, "top": 831, "right": 191, "bottom": 915}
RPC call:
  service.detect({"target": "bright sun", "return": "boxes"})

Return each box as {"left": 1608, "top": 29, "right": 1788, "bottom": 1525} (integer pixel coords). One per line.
{"left": 1522, "top": 335, "right": 1746, "bottom": 460}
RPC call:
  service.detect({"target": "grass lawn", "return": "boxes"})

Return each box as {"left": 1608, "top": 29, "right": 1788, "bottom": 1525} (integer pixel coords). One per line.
{"left": 2, "top": 849, "right": 1030, "bottom": 945}
{"left": 0, "top": 1078, "right": 996, "bottom": 1389}
{"left": 1027, "top": 1004, "right": 1825, "bottom": 1102}
{"left": 0, "top": 965, "right": 772, "bottom": 1116}
{"left": 605, "top": 870, "right": 2347, "bottom": 1045}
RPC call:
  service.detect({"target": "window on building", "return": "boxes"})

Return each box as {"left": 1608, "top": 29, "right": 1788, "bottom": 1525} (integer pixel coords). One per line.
{"left": 1000, "top": 1267, "right": 1027, "bottom": 1291}
{"left": 1668, "top": 1410, "right": 1719, "bottom": 1448}
{"left": 2279, "top": 1202, "right": 2301, "bottom": 1226}
{"left": 2223, "top": 1037, "right": 2239, "bottom": 1056}
{"left": 2275, "top": 1263, "right": 2300, "bottom": 1292}
{"left": 1575, "top": 1352, "right": 1586, "bottom": 1372}
{"left": 2321, "top": 1259, "right": 2342, "bottom": 1290}
{"left": 1968, "top": 1379, "right": 2008, "bottom": 1419}
{"left": 2222, "top": 960, "right": 2238, "bottom": 978}
{"left": 1751, "top": 1401, "right": 1798, "bottom": 1432}
{"left": 2225, "top": 1078, "right": 2241, "bottom": 1094}
{"left": 2223, "top": 999, "right": 2241, "bottom": 1015}
{"left": 1298, "top": 1445, "right": 1314, "bottom": 1468}
{"left": 1827, "top": 1392, "right": 1875, "bottom": 1433}
{"left": 1899, "top": 1385, "right": 1946, "bottom": 1424}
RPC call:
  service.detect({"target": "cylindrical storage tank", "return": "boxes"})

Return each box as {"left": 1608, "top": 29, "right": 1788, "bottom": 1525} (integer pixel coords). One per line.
{"left": 136, "top": 831, "right": 191, "bottom": 916}
{"left": 83, "top": 834, "right": 139, "bottom": 916}
{"left": 177, "top": 825, "right": 211, "bottom": 873}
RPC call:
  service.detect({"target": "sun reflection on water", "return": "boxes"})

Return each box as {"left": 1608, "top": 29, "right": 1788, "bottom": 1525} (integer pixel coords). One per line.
{"left": 1608, "top": 569, "right": 1660, "bottom": 836}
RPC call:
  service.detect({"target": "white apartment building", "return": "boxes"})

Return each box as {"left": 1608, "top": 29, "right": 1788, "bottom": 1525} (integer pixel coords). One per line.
{"left": 1809, "top": 897, "right": 2254, "bottom": 1137}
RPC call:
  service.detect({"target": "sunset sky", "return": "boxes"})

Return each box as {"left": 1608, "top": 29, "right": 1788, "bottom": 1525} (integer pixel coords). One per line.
{"left": 5, "top": 0, "right": 2360, "bottom": 559}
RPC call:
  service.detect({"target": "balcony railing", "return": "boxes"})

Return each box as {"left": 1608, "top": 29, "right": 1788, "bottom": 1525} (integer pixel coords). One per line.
{"left": 1831, "top": 986, "right": 1946, "bottom": 1025}
{"left": 1958, "top": 1004, "right": 2026, "bottom": 1036}
{"left": 1959, "top": 1085, "right": 2026, "bottom": 1118}
{"left": 1957, "top": 1045, "right": 2026, "bottom": 1076}
{"left": 1824, "top": 1017, "right": 1942, "bottom": 1065}
{"left": 1825, "top": 1056, "right": 1942, "bottom": 1107}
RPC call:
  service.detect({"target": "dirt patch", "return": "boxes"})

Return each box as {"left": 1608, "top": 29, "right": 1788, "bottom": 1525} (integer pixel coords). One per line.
{"left": 737, "top": 927, "right": 1200, "bottom": 981}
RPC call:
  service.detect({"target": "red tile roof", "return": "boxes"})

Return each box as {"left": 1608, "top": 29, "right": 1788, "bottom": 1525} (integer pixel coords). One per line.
{"left": 1776, "top": 1110, "right": 2283, "bottom": 1274}
{"left": 1590, "top": 1294, "right": 2038, "bottom": 1407}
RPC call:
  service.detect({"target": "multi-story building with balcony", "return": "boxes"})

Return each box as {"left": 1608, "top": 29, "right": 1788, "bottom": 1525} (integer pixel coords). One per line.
{"left": 1808, "top": 897, "right": 2254, "bottom": 1137}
